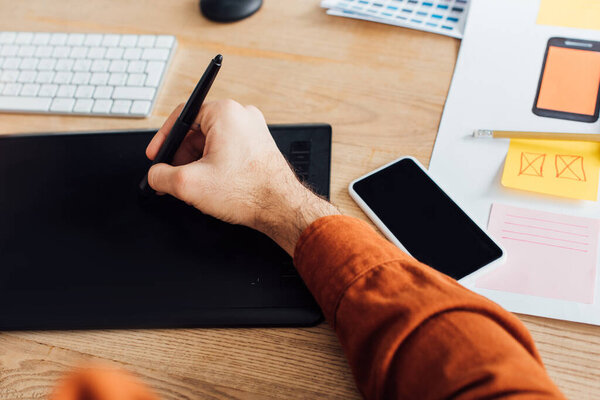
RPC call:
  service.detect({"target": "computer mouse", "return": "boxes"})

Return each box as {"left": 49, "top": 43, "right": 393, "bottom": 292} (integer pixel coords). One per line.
{"left": 200, "top": 0, "right": 263, "bottom": 23}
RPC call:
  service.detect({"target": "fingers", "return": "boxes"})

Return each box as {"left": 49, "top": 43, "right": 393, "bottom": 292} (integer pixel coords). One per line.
{"left": 146, "top": 104, "right": 184, "bottom": 160}
{"left": 148, "top": 162, "right": 207, "bottom": 203}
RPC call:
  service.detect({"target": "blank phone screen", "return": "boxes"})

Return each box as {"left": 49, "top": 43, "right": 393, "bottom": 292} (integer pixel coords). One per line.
{"left": 352, "top": 159, "right": 503, "bottom": 280}
{"left": 537, "top": 46, "right": 600, "bottom": 116}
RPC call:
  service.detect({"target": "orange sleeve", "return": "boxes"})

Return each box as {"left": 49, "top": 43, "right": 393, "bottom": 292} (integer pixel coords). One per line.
{"left": 294, "top": 215, "right": 565, "bottom": 400}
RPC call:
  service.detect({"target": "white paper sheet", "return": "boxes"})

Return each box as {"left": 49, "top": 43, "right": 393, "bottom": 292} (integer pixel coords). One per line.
{"left": 429, "top": 0, "right": 600, "bottom": 325}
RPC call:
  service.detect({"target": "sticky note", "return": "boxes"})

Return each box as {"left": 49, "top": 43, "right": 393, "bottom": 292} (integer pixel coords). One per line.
{"left": 537, "top": 0, "right": 600, "bottom": 30}
{"left": 501, "top": 139, "right": 600, "bottom": 201}
{"left": 476, "top": 204, "right": 599, "bottom": 303}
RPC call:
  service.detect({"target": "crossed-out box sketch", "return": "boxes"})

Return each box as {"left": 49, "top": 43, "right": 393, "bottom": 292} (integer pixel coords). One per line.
{"left": 519, "top": 152, "right": 586, "bottom": 181}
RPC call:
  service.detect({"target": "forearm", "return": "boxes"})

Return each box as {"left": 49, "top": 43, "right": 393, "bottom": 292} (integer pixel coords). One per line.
{"left": 294, "top": 216, "right": 564, "bottom": 400}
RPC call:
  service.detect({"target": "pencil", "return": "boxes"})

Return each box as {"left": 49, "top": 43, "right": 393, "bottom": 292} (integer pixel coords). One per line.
{"left": 473, "top": 129, "right": 600, "bottom": 142}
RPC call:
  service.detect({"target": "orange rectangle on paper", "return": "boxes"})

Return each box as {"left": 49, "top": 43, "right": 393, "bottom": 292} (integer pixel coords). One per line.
{"left": 536, "top": 46, "right": 600, "bottom": 116}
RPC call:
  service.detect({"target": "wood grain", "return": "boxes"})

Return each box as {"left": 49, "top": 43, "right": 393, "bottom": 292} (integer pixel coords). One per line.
{"left": 0, "top": 0, "right": 599, "bottom": 398}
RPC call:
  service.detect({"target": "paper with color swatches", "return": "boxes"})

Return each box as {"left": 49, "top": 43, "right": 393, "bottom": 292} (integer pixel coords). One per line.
{"left": 537, "top": 0, "right": 600, "bottom": 31}
{"left": 477, "top": 203, "right": 599, "bottom": 304}
{"left": 321, "top": 0, "right": 469, "bottom": 39}
{"left": 501, "top": 139, "right": 600, "bottom": 201}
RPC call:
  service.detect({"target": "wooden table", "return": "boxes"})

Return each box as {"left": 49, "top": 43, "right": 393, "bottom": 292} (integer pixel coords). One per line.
{"left": 0, "top": 1, "right": 598, "bottom": 398}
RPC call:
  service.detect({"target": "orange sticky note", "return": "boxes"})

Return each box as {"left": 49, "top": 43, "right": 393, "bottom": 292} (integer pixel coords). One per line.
{"left": 538, "top": 0, "right": 600, "bottom": 31}
{"left": 501, "top": 139, "right": 600, "bottom": 201}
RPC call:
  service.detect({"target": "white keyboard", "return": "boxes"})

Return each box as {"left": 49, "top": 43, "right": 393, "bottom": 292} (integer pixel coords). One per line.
{"left": 0, "top": 32, "right": 177, "bottom": 118}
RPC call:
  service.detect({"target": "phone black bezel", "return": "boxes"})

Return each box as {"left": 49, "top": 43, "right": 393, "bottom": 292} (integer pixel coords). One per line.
{"left": 532, "top": 37, "right": 600, "bottom": 123}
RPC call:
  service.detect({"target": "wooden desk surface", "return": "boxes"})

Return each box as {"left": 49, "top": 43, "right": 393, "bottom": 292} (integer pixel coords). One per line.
{"left": 0, "top": 1, "right": 598, "bottom": 398}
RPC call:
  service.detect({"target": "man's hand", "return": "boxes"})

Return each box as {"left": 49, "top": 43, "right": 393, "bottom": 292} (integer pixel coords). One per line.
{"left": 146, "top": 99, "right": 339, "bottom": 255}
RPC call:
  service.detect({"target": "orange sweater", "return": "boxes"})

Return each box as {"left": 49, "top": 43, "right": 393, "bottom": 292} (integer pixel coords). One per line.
{"left": 52, "top": 216, "right": 565, "bottom": 400}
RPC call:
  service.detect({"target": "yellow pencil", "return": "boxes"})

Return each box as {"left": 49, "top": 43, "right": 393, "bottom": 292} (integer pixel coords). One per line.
{"left": 473, "top": 129, "right": 600, "bottom": 142}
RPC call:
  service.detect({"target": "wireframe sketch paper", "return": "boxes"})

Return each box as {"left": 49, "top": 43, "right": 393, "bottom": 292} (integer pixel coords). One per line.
{"left": 476, "top": 203, "right": 599, "bottom": 304}
{"left": 501, "top": 139, "right": 600, "bottom": 201}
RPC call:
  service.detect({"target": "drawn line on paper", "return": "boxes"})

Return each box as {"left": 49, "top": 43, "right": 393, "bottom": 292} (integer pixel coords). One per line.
{"left": 504, "top": 222, "right": 589, "bottom": 237}
{"left": 555, "top": 155, "right": 586, "bottom": 182}
{"left": 518, "top": 152, "right": 546, "bottom": 177}
{"left": 501, "top": 230, "right": 590, "bottom": 246}
{"left": 506, "top": 214, "right": 588, "bottom": 229}
{"left": 501, "top": 237, "right": 588, "bottom": 253}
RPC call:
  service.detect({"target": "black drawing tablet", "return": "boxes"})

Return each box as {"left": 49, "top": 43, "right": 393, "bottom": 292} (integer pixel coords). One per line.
{"left": 0, "top": 125, "right": 330, "bottom": 330}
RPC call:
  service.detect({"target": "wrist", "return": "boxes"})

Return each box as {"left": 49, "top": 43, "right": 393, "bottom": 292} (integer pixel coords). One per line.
{"left": 254, "top": 179, "right": 340, "bottom": 255}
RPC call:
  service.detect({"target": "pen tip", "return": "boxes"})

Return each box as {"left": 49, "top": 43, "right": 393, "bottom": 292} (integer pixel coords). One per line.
{"left": 214, "top": 54, "right": 223, "bottom": 65}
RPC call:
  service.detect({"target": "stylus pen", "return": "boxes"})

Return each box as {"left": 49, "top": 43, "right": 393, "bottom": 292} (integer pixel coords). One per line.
{"left": 139, "top": 54, "right": 223, "bottom": 196}
{"left": 473, "top": 129, "right": 600, "bottom": 143}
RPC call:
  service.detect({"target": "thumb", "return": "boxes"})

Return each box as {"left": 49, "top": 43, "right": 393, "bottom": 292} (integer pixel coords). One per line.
{"left": 148, "top": 162, "right": 210, "bottom": 205}
{"left": 148, "top": 163, "right": 187, "bottom": 200}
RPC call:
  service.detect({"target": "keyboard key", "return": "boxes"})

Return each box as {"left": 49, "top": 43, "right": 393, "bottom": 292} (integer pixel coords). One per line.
{"left": 3, "top": 57, "right": 21, "bottom": 69}
{"left": 15, "top": 32, "right": 34, "bottom": 44}
{"left": 73, "top": 59, "right": 92, "bottom": 71}
{"left": 105, "top": 47, "right": 124, "bottom": 59}
{"left": 75, "top": 85, "right": 95, "bottom": 98}
{"left": 32, "top": 33, "right": 51, "bottom": 45}
{"left": 130, "top": 100, "right": 151, "bottom": 115}
{"left": 127, "top": 73, "right": 146, "bottom": 86}
{"left": 112, "top": 86, "right": 155, "bottom": 100}
{"left": 19, "top": 57, "right": 39, "bottom": 70}
{"left": 127, "top": 60, "right": 146, "bottom": 73}
{"left": 91, "top": 59, "right": 110, "bottom": 72}
{"left": 17, "top": 70, "right": 37, "bottom": 83}
{"left": 92, "top": 99, "right": 112, "bottom": 113}
{"left": 57, "top": 84, "right": 76, "bottom": 97}
{"left": 72, "top": 72, "right": 91, "bottom": 84}
{"left": 2, "top": 83, "right": 22, "bottom": 95}
{"left": 93, "top": 86, "right": 113, "bottom": 99}
{"left": 0, "top": 95, "right": 51, "bottom": 111}
{"left": 108, "top": 72, "right": 127, "bottom": 86}
{"left": 73, "top": 98, "right": 93, "bottom": 113}
{"left": 37, "top": 58, "right": 57, "bottom": 70}
{"left": 88, "top": 47, "right": 107, "bottom": 59}
{"left": 50, "top": 97, "right": 75, "bottom": 112}
{"left": 141, "top": 48, "right": 169, "bottom": 61}
{"left": 123, "top": 48, "right": 142, "bottom": 60}
{"left": 1, "top": 70, "right": 19, "bottom": 82}
{"left": 35, "top": 71, "right": 55, "bottom": 83}
{"left": 90, "top": 72, "right": 109, "bottom": 85}
{"left": 66, "top": 33, "right": 85, "bottom": 46}
{"left": 155, "top": 35, "right": 175, "bottom": 48}
{"left": 1, "top": 45, "right": 19, "bottom": 56}
{"left": 109, "top": 60, "right": 127, "bottom": 72}
{"left": 21, "top": 83, "right": 40, "bottom": 96}
{"left": 111, "top": 99, "right": 131, "bottom": 114}
{"left": 55, "top": 58, "right": 74, "bottom": 71}
{"left": 52, "top": 46, "right": 71, "bottom": 58}
{"left": 70, "top": 46, "right": 88, "bottom": 58}
{"left": 102, "top": 34, "right": 120, "bottom": 47}
{"left": 49, "top": 33, "right": 68, "bottom": 45}
{"left": 34, "top": 46, "right": 53, "bottom": 58}
{"left": 137, "top": 35, "right": 156, "bottom": 48}
{"left": 84, "top": 34, "right": 103, "bottom": 46}
{"left": 39, "top": 84, "right": 58, "bottom": 97}
{"left": 119, "top": 35, "right": 138, "bottom": 47}
{"left": 54, "top": 71, "right": 73, "bottom": 84}
{"left": 0, "top": 32, "right": 17, "bottom": 44}
{"left": 17, "top": 45, "right": 36, "bottom": 57}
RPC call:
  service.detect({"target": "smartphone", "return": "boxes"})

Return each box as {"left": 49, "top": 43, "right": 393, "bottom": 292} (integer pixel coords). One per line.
{"left": 348, "top": 157, "right": 505, "bottom": 284}
{"left": 533, "top": 37, "right": 600, "bottom": 123}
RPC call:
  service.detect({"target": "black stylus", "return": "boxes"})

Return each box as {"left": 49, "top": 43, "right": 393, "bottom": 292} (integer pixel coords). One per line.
{"left": 139, "top": 54, "right": 223, "bottom": 196}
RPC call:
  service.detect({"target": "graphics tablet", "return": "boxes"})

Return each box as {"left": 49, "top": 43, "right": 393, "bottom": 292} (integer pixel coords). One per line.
{"left": 0, "top": 125, "right": 330, "bottom": 330}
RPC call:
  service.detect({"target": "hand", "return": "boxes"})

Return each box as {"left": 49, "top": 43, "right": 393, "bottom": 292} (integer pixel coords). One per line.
{"left": 146, "top": 99, "right": 339, "bottom": 255}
